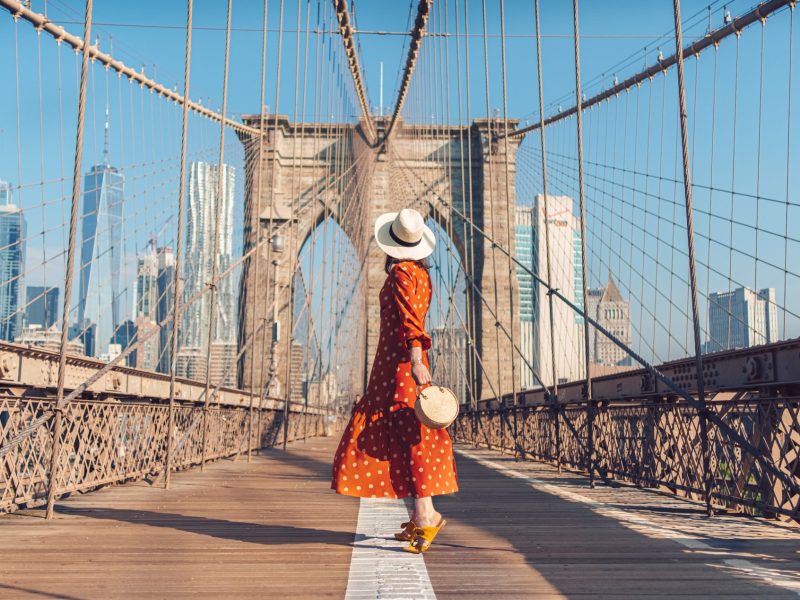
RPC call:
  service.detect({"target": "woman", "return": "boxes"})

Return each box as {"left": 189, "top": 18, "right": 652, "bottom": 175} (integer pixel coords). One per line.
{"left": 331, "top": 208, "right": 458, "bottom": 554}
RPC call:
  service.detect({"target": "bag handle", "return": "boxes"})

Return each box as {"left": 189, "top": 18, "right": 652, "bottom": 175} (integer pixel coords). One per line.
{"left": 414, "top": 381, "right": 433, "bottom": 397}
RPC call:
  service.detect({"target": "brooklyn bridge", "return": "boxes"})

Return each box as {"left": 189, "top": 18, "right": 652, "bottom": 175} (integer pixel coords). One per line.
{"left": 0, "top": 0, "right": 798, "bottom": 597}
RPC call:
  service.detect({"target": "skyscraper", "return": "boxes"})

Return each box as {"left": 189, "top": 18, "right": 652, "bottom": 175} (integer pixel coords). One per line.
{"left": 180, "top": 162, "right": 236, "bottom": 379}
{"left": 156, "top": 247, "right": 176, "bottom": 374}
{"left": 585, "top": 274, "right": 632, "bottom": 367}
{"left": 25, "top": 286, "right": 59, "bottom": 329}
{"left": 135, "top": 242, "right": 159, "bottom": 322}
{"left": 76, "top": 125, "right": 124, "bottom": 358}
{"left": 515, "top": 206, "right": 536, "bottom": 389}
{"left": 133, "top": 243, "right": 176, "bottom": 372}
{"left": 0, "top": 185, "right": 25, "bottom": 343}
{"left": 573, "top": 228, "right": 584, "bottom": 325}
{"left": 706, "top": 287, "right": 777, "bottom": 352}
{"left": 111, "top": 319, "right": 137, "bottom": 366}
{"left": 0, "top": 180, "right": 11, "bottom": 204}
{"left": 531, "top": 195, "right": 583, "bottom": 387}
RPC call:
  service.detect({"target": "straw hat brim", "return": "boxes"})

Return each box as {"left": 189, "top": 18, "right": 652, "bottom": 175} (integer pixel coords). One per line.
{"left": 374, "top": 211, "right": 436, "bottom": 260}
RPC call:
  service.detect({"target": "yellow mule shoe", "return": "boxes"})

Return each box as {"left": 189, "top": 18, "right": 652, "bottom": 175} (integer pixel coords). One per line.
{"left": 403, "top": 518, "right": 446, "bottom": 554}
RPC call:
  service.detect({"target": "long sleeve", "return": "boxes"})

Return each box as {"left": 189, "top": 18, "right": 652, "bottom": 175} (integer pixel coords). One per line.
{"left": 391, "top": 264, "right": 431, "bottom": 350}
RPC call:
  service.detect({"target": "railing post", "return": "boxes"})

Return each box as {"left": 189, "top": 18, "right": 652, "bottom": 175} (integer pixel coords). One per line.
{"left": 46, "top": 0, "right": 93, "bottom": 520}
{"left": 671, "top": 0, "right": 712, "bottom": 517}
{"left": 571, "top": 0, "right": 595, "bottom": 486}
{"left": 164, "top": 0, "right": 193, "bottom": 489}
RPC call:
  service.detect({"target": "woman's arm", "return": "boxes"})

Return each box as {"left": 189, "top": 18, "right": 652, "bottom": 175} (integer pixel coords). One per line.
{"left": 391, "top": 265, "right": 432, "bottom": 350}
{"left": 410, "top": 344, "right": 431, "bottom": 385}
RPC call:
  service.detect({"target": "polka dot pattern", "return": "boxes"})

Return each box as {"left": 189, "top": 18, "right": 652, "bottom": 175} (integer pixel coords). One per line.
{"left": 331, "top": 261, "right": 459, "bottom": 499}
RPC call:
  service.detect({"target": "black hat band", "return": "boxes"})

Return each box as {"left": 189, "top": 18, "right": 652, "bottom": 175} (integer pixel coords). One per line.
{"left": 389, "top": 223, "right": 422, "bottom": 247}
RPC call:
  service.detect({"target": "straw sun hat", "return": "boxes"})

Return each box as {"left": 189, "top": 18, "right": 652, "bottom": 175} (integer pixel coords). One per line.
{"left": 374, "top": 208, "right": 436, "bottom": 261}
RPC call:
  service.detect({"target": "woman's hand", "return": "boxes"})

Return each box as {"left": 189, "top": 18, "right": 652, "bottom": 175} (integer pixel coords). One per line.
{"left": 409, "top": 345, "right": 431, "bottom": 386}
{"left": 411, "top": 361, "right": 431, "bottom": 386}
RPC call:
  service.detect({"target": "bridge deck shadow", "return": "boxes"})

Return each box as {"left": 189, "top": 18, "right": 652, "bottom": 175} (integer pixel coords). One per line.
{"left": 0, "top": 436, "right": 797, "bottom": 599}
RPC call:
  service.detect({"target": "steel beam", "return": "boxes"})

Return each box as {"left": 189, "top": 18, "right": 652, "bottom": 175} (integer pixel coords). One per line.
{"left": 477, "top": 339, "right": 800, "bottom": 409}
{"left": 0, "top": 341, "right": 300, "bottom": 410}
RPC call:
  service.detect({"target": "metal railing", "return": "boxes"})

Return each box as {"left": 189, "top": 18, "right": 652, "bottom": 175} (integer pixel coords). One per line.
{"left": 0, "top": 354, "right": 335, "bottom": 513}
{"left": 453, "top": 338, "right": 800, "bottom": 524}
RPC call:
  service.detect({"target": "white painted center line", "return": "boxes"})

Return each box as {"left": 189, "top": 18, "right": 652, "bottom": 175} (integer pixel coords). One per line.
{"left": 345, "top": 498, "right": 437, "bottom": 600}
{"left": 456, "top": 447, "right": 800, "bottom": 597}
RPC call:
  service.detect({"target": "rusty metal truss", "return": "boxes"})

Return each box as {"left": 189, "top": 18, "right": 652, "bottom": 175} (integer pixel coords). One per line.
{"left": 0, "top": 341, "right": 336, "bottom": 514}
{"left": 0, "top": 341, "right": 277, "bottom": 408}
{"left": 0, "top": 396, "right": 330, "bottom": 514}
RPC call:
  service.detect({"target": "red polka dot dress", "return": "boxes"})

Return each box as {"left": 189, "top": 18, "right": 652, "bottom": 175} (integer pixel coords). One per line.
{"left": 331, "top": 260, "right": 459, "bottom": 499}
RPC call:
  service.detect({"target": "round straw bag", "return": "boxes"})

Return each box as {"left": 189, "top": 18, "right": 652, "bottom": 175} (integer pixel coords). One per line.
{"left": 415, "top": 385, "right": 459, "bottom": 430}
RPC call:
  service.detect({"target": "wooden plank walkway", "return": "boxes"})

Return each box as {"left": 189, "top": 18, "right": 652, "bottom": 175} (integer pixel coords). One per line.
{"left": 1, "top": 435, "right": 798, "bottom": 599}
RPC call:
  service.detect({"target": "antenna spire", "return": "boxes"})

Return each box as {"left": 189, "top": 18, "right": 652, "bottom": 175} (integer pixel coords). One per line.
{"left": 103, "top": 35, "right": 112, "bottom": 165}
{"left": 103, "top": 106, "right": 110, "bottom": 165}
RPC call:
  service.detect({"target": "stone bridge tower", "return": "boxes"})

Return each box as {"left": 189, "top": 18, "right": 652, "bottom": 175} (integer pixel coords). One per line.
{"left": 237, "top": 115, "right": 520, "bottom": 402}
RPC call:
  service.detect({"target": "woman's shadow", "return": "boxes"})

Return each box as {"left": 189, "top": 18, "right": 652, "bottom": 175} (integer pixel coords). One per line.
{"left": 57, "top": 505, "right": 355, "bottom": 548}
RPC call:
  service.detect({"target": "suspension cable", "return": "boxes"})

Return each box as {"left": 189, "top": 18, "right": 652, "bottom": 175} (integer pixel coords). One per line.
{"left": 164, "top": 0, "right": 194, "bottom": 487}
{"left": 46, "top": 0, "right": 94, "bottom": 521}
{"left": 384, "top": 0, "right": 433, "bottom": 142}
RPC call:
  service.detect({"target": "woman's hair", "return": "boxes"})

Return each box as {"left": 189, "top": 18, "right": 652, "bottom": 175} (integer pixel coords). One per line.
{"left": 385, "top": 255, "right": 431, "bottom": 274}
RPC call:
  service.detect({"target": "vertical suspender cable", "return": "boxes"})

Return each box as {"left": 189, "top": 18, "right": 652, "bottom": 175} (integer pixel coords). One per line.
{"left": 260, "top": 0, "right": 286, "bottom": 450}
{"left": 452, "top": 0, "right": 477, "bottom": 415}
{"left": 46, "top": 0, "right": 94, "bottom": 520}
{"left": 498, "top": 0, "right": 519, "bottom": 457}
{"left": 267, "top": 0, "right": 285, "bottom": 440}
{"left": 479, "top": 0, "right": 504, "bottom": 435}
{"left": 302, "top": 0, "right": 320, "bottom": 441}
{"left": 671, "top": 0, "right": 711, "bottom": 517}
{"left": 533, "top": 0, "right": 561, "bottom": 469}
{"left": 461, "top": 0, "right": 481, "bottom": 437}
{"left": 247, "top": 0, "right": 270, "bottom": 462}
{"left": 282, "top": 0, "right": 308, "bottom": 449}
{"left": 570, "top": 0, "right": 595, "bottom": 486}
{"left": 165, "top": 0, "right": 194, "bottom": 486}
{"left": 782, "top": 5, "right": 794, "bottom": 337}
{"left": 201, "top": 0, "right": 234, "bottom": 471}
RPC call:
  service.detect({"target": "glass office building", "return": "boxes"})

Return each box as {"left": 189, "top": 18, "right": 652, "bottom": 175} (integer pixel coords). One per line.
{"left": 76, "top": 161, "right": 125, "bottom": 357}
{"left": 0, "top": 186, "right": 25, "bottom": 342}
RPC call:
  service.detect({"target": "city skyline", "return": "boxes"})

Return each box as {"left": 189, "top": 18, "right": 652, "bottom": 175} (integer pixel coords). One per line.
{"left": 1, "top": 0, "right": 797, "bottom": 377}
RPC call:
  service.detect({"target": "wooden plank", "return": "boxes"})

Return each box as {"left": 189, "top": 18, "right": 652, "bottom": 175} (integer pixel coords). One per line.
{"left": 425, "top": 446, "right": 800, "bottom": 599}
{"left": 0, "top": 436, "right": 358, "bottom": 599}
{"left": 1, "top": 437, "right": 798, "bottom": 599}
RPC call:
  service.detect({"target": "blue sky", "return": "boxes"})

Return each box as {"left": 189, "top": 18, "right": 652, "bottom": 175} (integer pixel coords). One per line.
{"left": 0, "top": 0, "right": 797, "bottom": 372}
